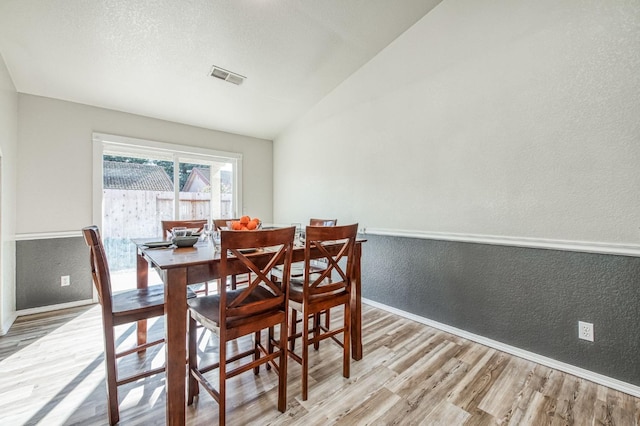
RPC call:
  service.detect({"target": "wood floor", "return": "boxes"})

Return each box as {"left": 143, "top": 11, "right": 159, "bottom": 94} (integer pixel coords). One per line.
{"left": 1, "top": 303, "right": 639, "bottom": 425}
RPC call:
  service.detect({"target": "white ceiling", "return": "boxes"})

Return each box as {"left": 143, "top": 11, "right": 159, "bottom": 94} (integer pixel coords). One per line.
{"left": 0, "top": 0, "right": 442, "bottom": 140}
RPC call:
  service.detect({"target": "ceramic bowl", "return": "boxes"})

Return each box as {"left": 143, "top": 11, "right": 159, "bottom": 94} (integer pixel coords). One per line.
{"left": 172, "top": 236, "right": 199, "bottom": 247}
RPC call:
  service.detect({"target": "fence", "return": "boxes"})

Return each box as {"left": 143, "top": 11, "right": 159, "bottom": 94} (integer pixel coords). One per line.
{"left": 102, "top": 189, "right": 230, "bottom": 271}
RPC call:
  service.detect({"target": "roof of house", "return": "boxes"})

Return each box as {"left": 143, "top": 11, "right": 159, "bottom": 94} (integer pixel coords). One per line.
{"left": 182, "top": 167, "right": 210, "bottom": 192}
{"left": 103, "top": 161, "right": 173, "bottom": 191}
{"left": 182, "top": 167, "right": 232, "bottom": 192}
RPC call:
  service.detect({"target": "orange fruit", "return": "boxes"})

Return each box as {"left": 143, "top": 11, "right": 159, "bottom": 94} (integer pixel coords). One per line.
{"left": 240, "top": 216, "right": 250, "bottom": 224}
{"left": 231, "top": 221, "right": 242, "bottom": 230}
{"left": 246, "top": 220, "right": 257, "bottom": 230}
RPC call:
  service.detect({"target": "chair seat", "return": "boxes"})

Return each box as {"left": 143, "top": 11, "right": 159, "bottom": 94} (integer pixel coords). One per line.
{"left": 274, "top": 262, "right": 326, "bottom": 278}
{"left": 112, "top": 284, "right": 196, "bottom": 318}
{"left": 187, "top": 286, "right": 277, "bottom": 331}
{"left": 289, "top": 279, "right": 348, "bottom": 304}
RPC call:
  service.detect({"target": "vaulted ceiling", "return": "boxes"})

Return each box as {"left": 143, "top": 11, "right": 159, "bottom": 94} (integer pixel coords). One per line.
{"left": 0, "top": 0, "right": 442, "bottom": 140}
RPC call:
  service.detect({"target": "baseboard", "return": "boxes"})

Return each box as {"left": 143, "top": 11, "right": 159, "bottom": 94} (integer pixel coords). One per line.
{"left": 16, "top": 299, "right": 95, "bottom": 317}
{"left": 0, "top": 312, "right": 18, "bottom": 336}
{"left": 362, "top": 298, "right": 640, "bottom": 398}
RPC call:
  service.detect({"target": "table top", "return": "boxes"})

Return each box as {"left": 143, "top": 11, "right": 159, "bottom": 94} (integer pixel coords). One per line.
{"left": 134, "top": 237, "right": 365, "bottom": 271}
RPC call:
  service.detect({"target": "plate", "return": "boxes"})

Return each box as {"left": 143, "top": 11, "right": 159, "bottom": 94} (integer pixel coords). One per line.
{"left": 144, "top": 241, "right": 172, "bottom": 248}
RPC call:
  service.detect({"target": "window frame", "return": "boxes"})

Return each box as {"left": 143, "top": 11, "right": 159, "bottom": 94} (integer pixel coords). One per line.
{"left": 92, "top": 132, "right": 243, "bottom": 228}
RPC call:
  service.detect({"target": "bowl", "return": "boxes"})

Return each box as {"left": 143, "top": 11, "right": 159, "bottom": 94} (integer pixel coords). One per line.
{"left": 172, "top": 236, "right": 199, "bottom": 248}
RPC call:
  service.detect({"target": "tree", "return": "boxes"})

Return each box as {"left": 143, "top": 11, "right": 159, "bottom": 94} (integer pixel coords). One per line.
{"left": 103, "top": 155, "right": 209, "bottom": 190}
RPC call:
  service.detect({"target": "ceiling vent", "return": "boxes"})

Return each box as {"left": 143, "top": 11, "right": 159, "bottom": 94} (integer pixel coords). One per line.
{"left": 209, "top": 65, "right": 245, "bottom": 85}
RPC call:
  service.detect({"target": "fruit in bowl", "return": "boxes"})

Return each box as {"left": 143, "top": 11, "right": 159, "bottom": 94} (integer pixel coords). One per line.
{"left": 229, "top": 216, "right": 261, "bottom": 231}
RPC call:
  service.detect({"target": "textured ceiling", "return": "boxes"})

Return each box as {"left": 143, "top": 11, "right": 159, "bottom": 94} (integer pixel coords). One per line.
{"left": 0, "top": 0, "right": 442, "bottom": 140}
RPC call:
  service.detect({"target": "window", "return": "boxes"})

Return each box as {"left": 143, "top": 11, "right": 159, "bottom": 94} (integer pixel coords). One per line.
{"left": 93, "top": 133, "right": 242, "bottom": 280}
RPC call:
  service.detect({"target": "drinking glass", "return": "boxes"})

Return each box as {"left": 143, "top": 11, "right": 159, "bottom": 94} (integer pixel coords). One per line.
{"left": 212, "top": 231, "right": 222, "bottom": 252}
{"left": 202, "top": 223, "right": 212, "bottom": 241}
{"left": 291, "top": 223, "right": 302, "bottom": 246}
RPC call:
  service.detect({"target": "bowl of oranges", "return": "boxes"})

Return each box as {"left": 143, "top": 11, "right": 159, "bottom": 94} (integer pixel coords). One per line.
{"left": 228, "top": 216, "right": 262, "bottom": 231}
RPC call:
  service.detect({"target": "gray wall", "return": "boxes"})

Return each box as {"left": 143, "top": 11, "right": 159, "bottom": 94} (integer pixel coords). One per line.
{"left": 16, "top": 237, "right": 92, "bottom": 310}
{"left": 362, "top": 234, "right": 640, "bottom": 386}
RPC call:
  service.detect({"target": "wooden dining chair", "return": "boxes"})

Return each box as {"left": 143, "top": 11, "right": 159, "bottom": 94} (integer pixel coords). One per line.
{"left": 286, "top": 223, "right": 358, "bottom": 401}
{"left": 187, "top": 227, "right": 295, "bottom": 425}
{"left": 212, "top": 218, "right": 237, "bottom": 231}
{"left": 161, "top": 219, "right": 211, "bottom": 295}
{"left": 160, "top": 219, "right": 208, "bottom": 240}
{"left": 82, "top": 226, "right": 195, "bottom": 425}
{"left": 272, "top": 218, "right": 337, "bottom": 349}
{"left": 309, "top": 218, "right": 337, "bottom": 227}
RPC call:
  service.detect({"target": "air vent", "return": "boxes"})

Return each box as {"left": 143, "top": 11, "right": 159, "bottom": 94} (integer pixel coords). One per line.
{"left": 209, "top": 65, "right": 245, "bottom": 85}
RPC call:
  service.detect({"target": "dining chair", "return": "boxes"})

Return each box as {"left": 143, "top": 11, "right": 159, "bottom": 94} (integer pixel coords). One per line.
{"left": 161, "top": 219, "right": 211, "bottom": 294}
{"left": 187, "top": 226, "right": 295, "bottom": 425}
{"left": 212, "top": 218, "right": 237, "bottom": 231}
{"left": 285, "top": 223, "right": 358, "bottom": 401}
{"left": 272, "top": 218, "right": 337, "bottom": 350}
{"left": 82, "top": 225, "right": 196, "bottom": 425}
{"left": 160, "top": 219, "right": 208, "bottom": 240}
{"left": 309, "top": 218, "right": 337, "bottom": 227}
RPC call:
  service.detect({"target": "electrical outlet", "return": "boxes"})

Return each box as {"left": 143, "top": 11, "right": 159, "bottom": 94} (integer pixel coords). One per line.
{"left": 61, "top": 275, "right": 70, "bottom": 287}
{"left": 578, "top": 321, "right": 594, "bottom": 342}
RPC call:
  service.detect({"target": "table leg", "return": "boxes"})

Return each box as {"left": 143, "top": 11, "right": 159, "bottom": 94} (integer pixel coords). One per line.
{"left": 136, "top": 250, "right": 149, "bottom": 348}
{"left": 351, "top": 243, "right": 363, "bottom": 360}
{"left": 165, "top": 267, "right": 187, "bottom": 425}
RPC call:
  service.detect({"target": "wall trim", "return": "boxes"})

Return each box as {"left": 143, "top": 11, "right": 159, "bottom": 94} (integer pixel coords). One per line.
{"left": 0, "top": 312, "right": 17, "bottom": 336}
{"left": 16, "top": 299, "right": 95, "bottom": 317}
{"left": 363, "top": 298, "right": 640, "bottom": 398}
{"left": 15, "top": 231, "right": 82, "bottom": 241}
{"left": 363, "top": 228, "right": 640, "bottom": 257}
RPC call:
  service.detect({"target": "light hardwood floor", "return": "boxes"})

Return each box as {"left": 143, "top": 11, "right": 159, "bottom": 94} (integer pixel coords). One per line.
{"left": 1, "top": 303, "right": 639, "bottom": 425}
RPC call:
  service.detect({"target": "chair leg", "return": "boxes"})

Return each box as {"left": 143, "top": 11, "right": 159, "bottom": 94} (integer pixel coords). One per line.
{"left": 136, "top": 319, "right": 147, "bottom": 355}
{"left": 324, "top": 309, "right": 331, "bottom": 330}
{"left": 343, "top": 302, "right": 351, "bottom": 379}
{"left": 254, "top": 331, "right": 261, "bottom": 375}
{"left": 219, "top": 338, "right": 226, "bottom": 425}
{"left": 278, "top": 320, "right": 288, "bottom": 412}
{"left": 301, "top": 309, "right": 309, "bottom": 401}
{"left": 313, "top": 313, "right": 321, "bottom": 350}
{"left": 104, "top": 325, "right": 120, "bottom": 425}
{"left": 289, "top": 309, "right": 297, "bottom": 352}
{"left": 266, "top": 327, "right": 274, "bottom": 371}
{"left": 187, "top": 314, "right": 199, "bottom": 405}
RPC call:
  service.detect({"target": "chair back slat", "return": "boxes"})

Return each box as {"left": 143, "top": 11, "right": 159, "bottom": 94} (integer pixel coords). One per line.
{"left": 213, "top": 218, "right": 239, "bottom": 231}
{"left": 161, "top": 219, "right": 207, "bottom": 240}
{"left": 220, "top": 227, "right": 295, "bottom": 321}
{"left": 309, "top": 218, "right": 337, "bottom": 227}
{"left": 304, "top": 224, "right": 358, "bottom": 298}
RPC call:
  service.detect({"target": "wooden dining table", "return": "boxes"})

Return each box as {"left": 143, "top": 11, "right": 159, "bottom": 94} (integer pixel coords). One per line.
{"left": 134, "top": 236, "right": 365, "bottom": 425}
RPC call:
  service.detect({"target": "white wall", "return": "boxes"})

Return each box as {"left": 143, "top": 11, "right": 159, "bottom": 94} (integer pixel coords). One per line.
{"left": 274, "top": 0, "right": 640, "bottom": 245}
{"left": 17, "top": 94, "right": 273, "bottom": 235}
{"left": 0, "top": 54, "right": 18, "bottom": 334}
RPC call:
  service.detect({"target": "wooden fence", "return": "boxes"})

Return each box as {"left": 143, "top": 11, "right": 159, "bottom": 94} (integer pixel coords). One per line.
{"left": 102, "top": 189, "right": 230, "bottom": 270}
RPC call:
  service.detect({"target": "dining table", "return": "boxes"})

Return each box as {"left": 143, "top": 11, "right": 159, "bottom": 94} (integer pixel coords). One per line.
{"left": 134, "top": 234, "right": 366, "bottom": 425}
